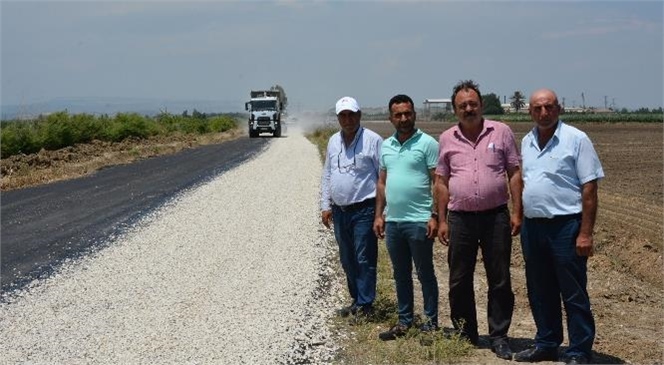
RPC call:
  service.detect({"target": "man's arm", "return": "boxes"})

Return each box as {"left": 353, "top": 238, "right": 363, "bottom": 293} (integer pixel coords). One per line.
{"left": 577, "top": 180, "right": 599, "bottom": 257}
{"left": 426, "top": 168, "right": 438, "bottom": 239}
{"left": 320, "top": 144, "right": 333, "bottom": 229}
{"left": 373, "top": 169, "right": 387, "bottom": 239}
{"left": 435, "top": 174, "right": 450, "bottom": 245}
{"left": 507, "top": 165, "right": 523, "bottom": 236}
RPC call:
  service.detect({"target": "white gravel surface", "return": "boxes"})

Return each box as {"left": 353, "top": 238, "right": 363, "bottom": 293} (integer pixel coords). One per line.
{"left": 0, "top": 128, "right": 345, "bottom": 364}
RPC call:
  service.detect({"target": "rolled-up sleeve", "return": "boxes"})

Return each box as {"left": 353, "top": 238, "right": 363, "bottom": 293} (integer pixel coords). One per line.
{"left": 320, "top": 142, "right": 333, "bottom": 211}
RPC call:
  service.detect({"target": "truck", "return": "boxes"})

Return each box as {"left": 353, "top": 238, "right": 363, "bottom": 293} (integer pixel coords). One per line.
{"left": 245, "top": 90, "right": 284, "bottom": 138}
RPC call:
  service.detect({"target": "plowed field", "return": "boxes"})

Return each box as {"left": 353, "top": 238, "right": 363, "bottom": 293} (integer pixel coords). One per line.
{"left": 364, "top": 120, "right": 663, "bottom": 364}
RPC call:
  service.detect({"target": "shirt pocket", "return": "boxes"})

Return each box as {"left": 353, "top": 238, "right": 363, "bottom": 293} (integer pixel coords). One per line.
{"left": 355, "top": 152, "right": 374, "bottom": 172}
{"left": 485, "top": 142, "right": 505, "bottom": 170}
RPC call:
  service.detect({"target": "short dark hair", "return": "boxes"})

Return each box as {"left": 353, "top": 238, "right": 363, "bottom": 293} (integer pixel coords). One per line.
{"left": 389, "top": 94, "right": 415, "bottom": 112}
{"left": 451, "top": 80, "right": 482, "bottom": 111}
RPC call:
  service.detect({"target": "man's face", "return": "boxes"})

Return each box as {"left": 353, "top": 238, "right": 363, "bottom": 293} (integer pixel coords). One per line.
{"left": 389, "top": 102, "right": 416, "bottom": 135}
{"left": 337, "top": 110, "right": 361, "bottom": 135}
{"left": 529, "top": 92, "right": 560, "bottom": 130}
{"left": 453, "top": 89, "right": 483, "bottom": 126}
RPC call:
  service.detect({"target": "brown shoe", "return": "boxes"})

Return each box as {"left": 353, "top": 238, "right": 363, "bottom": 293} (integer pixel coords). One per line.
{"left": 378, "top": 323, "right": 410, "bottom": 341}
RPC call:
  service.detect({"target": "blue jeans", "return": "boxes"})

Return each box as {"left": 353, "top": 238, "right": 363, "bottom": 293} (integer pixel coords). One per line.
{"left": 332, "top": 204, "right": 378, "bottom": 306}
{"left": 521, "top": 215, "right": 595, "bottom": 359}
{"left": 385, "top": 221, "right": 438, "bottom": 327}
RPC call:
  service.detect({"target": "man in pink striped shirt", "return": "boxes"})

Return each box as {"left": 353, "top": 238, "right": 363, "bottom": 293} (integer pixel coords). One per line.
{"left": 435, "top": 80, "right": 523, "bottom": 360}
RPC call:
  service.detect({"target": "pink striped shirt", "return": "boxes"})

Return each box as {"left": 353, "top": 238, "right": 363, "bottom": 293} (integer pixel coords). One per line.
{"left": 435, "top": 119, "right": 520, "bottom": 212}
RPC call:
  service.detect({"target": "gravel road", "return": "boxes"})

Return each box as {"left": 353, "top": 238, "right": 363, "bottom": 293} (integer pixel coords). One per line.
{"left": 0, "top": 128, "right": 344, "bottom": 364}
{"left": 1, "top": 137, "right": 269, "bottom": 292}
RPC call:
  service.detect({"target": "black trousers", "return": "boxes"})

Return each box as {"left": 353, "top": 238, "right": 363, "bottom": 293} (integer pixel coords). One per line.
{"left": 447, "top": 206, "right": 514, "bottom": 344}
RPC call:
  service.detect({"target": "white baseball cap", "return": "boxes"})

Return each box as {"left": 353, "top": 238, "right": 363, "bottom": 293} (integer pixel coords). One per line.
{"left": 335, "top": 96, "right": 360, "bottom": 115}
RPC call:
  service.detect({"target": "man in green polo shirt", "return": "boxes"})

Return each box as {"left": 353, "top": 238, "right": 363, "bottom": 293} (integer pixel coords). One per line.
{"left": 373, "top": 94, "right": 440, "bottom": 341}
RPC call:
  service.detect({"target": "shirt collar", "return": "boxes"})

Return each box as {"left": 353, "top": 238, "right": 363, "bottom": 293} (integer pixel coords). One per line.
{"left": 530, "top": 120, "right": 562, "bottom": 149}
{"left": 390, "top": 128, "right": 422, "bottom": 146}
{"left": 452, "top": 119, "right": 495, "bottom": 143}
{"left": 340, "top": 126, "right": 364, "bottom": 149}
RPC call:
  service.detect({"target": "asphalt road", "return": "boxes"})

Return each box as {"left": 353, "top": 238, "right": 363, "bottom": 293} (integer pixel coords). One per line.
{"left": 1, "top": 136, "right": 270, "bottom": 294}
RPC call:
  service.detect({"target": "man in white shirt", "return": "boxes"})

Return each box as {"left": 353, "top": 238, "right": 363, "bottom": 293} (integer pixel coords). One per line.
{"left": 321, "top": 96, "right": 383, "bottom": 317}
{"left": 514, "top": 88, "right": 604, "bottom": 365}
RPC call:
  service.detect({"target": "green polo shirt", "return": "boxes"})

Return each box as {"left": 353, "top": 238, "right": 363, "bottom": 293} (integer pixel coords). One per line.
{"left": 380, "top": 129, "right": 439, "bottom": 222}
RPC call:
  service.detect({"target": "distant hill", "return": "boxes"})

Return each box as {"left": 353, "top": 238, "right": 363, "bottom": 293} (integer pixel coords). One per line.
{"left": 1, "top": 97, "right": 245, "bottom": 120}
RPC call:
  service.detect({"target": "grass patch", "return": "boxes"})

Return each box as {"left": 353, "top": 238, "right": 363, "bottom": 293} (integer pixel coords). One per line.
{"left": 306, "top": 126, "right": 337, "bottom": 160}
{"left": 1, "top": 112, "right": 241, "bottom": 158}
{"left": 306, "top": 128, "right": 474, "bottom": 364}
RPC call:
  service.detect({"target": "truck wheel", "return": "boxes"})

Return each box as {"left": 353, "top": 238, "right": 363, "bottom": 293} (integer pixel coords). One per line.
{"left": 249, "top": 130, "right": 258, "bottom": 138}
{"left": 273, "top": 126, "right": 282, "bottom": 138}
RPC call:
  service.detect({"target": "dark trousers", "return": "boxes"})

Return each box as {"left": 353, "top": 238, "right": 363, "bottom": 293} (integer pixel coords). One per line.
{"left": 447, "top": 206, "right": 514, "bottom": 344}
{"left": 521, "top": 215, "right": 595, "bottom": 360}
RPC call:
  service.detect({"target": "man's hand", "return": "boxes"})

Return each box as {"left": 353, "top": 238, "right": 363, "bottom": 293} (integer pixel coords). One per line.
{"left": 437, "top": 220, "right": 449, "bottom": 246}
{"left": 373, "top": 215, "right": 385, "bottom": 239}
{"left": 576, "top": 233, "right": 594, "bottom": 257}
{"left": 510, "top": 213, "right": 522, "bottom": 236}
{"left": 426, "top": 217, "right": 438, "bottom": 239}
{"left": 321, "top": 210, "right": 332, "bottom": 229}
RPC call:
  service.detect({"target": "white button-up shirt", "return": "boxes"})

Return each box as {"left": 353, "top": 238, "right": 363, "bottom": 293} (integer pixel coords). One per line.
{"left": 521, "top": 121, "right": 604, "bottom": 218}
{"left": 320, "top": 127, "right": 383, "bottom": 211}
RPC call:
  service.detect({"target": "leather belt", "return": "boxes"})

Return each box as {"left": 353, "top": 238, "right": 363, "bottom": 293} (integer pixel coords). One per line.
{"left": 527, "top": 213, "right": 582, "bottom": 223}
{"left": 335, "top": 198, "right": 376, "bottom": 212}
{"left": 450, "top": 204, "right": 507, "bottom": 216}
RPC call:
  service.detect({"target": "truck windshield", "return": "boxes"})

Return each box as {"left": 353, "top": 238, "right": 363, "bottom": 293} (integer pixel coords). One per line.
{"left": 250, "top": 100, "right": 277, "bottom": 110}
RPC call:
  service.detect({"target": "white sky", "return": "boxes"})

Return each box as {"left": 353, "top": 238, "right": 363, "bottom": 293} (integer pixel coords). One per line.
{"left": 1, "top": 0, "right": 662, "bottom": 112}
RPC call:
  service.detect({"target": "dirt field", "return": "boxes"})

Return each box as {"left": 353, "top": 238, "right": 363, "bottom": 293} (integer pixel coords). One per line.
{"left": 364, "top": 121, "right": 663, "bottom": 364}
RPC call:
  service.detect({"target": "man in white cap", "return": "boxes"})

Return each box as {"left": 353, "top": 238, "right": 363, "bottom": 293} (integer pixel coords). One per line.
{"left": 321, "top": 96, "right": 383, "bottom": 318}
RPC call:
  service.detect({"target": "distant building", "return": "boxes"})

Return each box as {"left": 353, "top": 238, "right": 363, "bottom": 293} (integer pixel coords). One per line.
{"left": 423, "top": 98, "right": 452, "bottom": 120}
{"left": 562, "top": 106, "right": 586, "bottom": 113}
{"left": 501, "top": 103, "right": 530, "bottom": 113}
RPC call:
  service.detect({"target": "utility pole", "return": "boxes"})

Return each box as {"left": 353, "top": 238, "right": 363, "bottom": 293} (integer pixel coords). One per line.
{"left": 604, "top": 96, "right": 608, "bottom": 109}
{"left": 581, "top": 92, "right": 586, "bottom": 110}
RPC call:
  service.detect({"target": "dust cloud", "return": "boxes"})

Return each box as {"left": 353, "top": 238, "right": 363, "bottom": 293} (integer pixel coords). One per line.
{"left": 283, "top": 110, "right": 337, "bottom": 135}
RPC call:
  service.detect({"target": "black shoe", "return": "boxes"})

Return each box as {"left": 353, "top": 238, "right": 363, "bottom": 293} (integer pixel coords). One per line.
{"left": 378, "top": 323, "right": 410, "bottom": 341}
{"left": 565, "top": 355, "right": 589, "bottom": 364}
{"left": 354, "top": 304, "right": 374, "bottom": 318}
{"left": 514, "top": 347, "right": 558, "bottom": 362}
{"left": 336, "top": 303, "right": 357, "bottom": 317}
{"left": 419, "top": 322, "right": 439, "bottom": 333}
{"left": 491, "top": 342, "right": 513, "bottom": 360}
{"left": 418, "top": 323, "right": 439, "bottom": 346}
